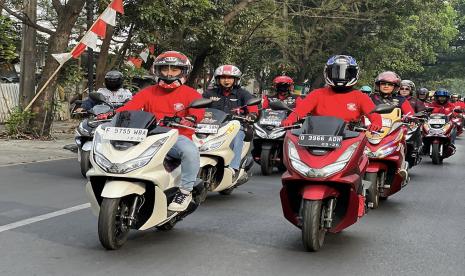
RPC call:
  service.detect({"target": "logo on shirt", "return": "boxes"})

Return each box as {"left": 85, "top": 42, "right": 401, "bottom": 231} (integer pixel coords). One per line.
{"left": 347, "top": 103, "right": 357, "bottom": 111}
{"left": 210, "top": 97, "right": 220, "bottom": 101}
{"left": 174, "top": 103, "right": 185, "bottom": 111}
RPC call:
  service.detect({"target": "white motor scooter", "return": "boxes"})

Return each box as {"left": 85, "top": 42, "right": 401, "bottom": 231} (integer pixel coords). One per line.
{"left": 192, "top": 98, "right": 261, "bottom": 200}
{"left": 85, "top": 94, "right": 211, "bottom": 250}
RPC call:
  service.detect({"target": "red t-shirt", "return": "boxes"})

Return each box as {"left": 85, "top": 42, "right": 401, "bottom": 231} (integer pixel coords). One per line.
{"left": 429, "top": 102, "right": 456, "bottom": 115}
{"left": 287, "top": 87, "right": 382, "bottom": 126}
{"left": 117, "top": 84, "right": 205, "bottom": 139}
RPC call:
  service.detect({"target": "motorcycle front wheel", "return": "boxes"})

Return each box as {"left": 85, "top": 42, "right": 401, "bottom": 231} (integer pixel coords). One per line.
{"left": 80, "top": 150, "right": 91, "bottom": 178}
{"left": 98, "top": 197, "right": 131, "bottom": 250}
{"left": 364, "top": 172, "right": 379, "bottom": 209}
{"left": 301, "top": 200, "right": 326, "bottom": 252}
{"left": 431, "top": 143, "right": 443, "bottom": 165}
{"left": 260, "top": 148, "right": 274, "bottom": 175}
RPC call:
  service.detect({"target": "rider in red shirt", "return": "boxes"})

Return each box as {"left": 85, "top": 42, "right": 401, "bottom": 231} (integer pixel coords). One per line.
{"left": 281, "top": 55, "right": 382, "bottom": 131}
{"left": 429, "top": 89, "right": 456, "bottom": 114}
{"left": 117, "top": 51, "right": 204, "bottom": 212}
{"left": 262, "top": 76, "right": 302, "bottom": 109}
{"left": 451, "top": 93, "right": 465, "bottom": 110}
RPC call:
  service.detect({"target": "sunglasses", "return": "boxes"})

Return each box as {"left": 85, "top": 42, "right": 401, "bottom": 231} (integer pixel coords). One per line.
{"left": 380, "top": 82, "right": 395, "bottom": 87}
{"left": 399, "top": 87, "right": 411, "bottom": 91}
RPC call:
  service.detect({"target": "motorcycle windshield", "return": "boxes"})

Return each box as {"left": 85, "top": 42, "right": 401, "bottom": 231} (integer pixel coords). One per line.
{"left": 259, "top": 110, "right": 287, "bottom": 127}
{"left": 201, "top": 108, "right": 228, "bottom": 124}
{"left": 91, "top": 104, "right": 111, "bottom": 115}
{"left": 302, "top": 116, "right": 346, "bottom": 136}
{"left": 111, "top": 111, "right": 156, "bottom": 129}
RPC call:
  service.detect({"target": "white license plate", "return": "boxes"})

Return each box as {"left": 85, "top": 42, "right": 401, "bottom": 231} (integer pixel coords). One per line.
{"left": 196, "top": 124, "right": 219, "bottom": 134}
{"left": 382, "top": 118, "right": 392, "bottom": 127}
{"left": 260, "top": 118, "right": 281, "bottom": 126}
{"left": 101, "top": 127, "right": 148, "bottom": 142}
{"left": 429, "top": 119, "right": 445, "bottom": 124}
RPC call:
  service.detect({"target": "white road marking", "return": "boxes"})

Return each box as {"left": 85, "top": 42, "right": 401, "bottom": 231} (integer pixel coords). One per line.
{"left": 0, "top": 157, "right": 75, "bottom": 168}
{"left": 0, "top": 203, "right": 90, "bottom": 233}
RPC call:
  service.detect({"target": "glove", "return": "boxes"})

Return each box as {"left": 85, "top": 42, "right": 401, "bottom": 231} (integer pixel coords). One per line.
{"left": 245, "top": 113, "right": 258, "bottom": 122}
{"left": 368, "top": 123, "right": 382, "bottom": 132}
{"left": 180, "top": 115, "right": 196, "bottom": 127}
{"left": 96, "top": 111, "right": 114, "bottom": 120}
{"left": 281, "top": 118, "right": 295, "bottom": 127}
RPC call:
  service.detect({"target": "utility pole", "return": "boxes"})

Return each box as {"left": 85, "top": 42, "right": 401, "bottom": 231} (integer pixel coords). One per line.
{"left": 86, "top": 0, "right": 94, "bottom": 93}
{"left": 282, "top": 0, "right": 288, "bottom": 65}
{"left": 19, "top": 0, "right": 37, "bottom": 109}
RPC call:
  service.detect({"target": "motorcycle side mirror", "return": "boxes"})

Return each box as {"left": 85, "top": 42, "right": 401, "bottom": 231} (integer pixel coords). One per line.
{"left": 246, "top": 97, "right": 261, "bottom": 106}
{"left": 414, "top": 112, "right": 425, "bottom": 117}
{"left": 370, "top": 104, "right": 395, "bottom": 114}
{"left": 269, "top": 101, "right": 292, "bottom": 111}
{"left": 189, "top": 98, "right": 212, "bottom": 109}
{"left": 89, "top": 92, "right": 106, "bottom": 103}
{"left": 454, "top": 108, "right": 463, "bottom": 113}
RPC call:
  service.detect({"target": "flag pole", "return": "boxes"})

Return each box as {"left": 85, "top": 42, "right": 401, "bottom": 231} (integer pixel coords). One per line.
{"left": 23, "top": 5, "right": 111, "bottom": 112}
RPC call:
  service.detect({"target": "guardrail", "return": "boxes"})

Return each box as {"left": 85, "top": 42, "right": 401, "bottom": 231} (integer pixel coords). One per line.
{"left": 0, "top": 83, "right": 19, "bottom": 123}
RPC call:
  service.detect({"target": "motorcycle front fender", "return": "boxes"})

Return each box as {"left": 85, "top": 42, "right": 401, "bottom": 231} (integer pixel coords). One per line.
{"left": 261, "top": 142, "right": 274, "bottom": 150}
{"left": 101, "top": 180, "right": 146, "bottom": 198}
{"left": 301, "top": 185, "right": 340, "bottom": 200}
{"left": 82, "top": 141, "right": 92, "bottom": 151}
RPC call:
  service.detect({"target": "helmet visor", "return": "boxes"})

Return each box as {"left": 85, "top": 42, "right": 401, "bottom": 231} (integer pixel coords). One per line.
{"left": 327, "top": 64, "right": 357, "bottom": 82}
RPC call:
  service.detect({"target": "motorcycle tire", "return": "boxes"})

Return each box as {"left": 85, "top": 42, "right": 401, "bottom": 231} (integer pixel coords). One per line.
{"left": 98, "top": 197, "right": 131, "bottom": 250}
{"left": 431, "top": 144, "right": 443, "bottom": 165}
{"left": 301, "top": 200, "right": 326, "bottom": 252}
{"left": 364, "top": 172, "right": 379, "bottom": 209}
{"left": 156, "top": 219, "right": 176, "bottom": 231}
{"left": 260, "top": 148, "right": 273, "bottom": 176}
{"left": 80, "top": 150, "right": 91, "bottom": 178}
{"left": 219, "top": 187, "right": 234, "bottom": 195}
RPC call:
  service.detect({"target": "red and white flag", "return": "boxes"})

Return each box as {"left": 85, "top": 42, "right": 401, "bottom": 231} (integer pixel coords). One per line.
{"left": 52, "top": 0, "right": 124, "bottom": 65}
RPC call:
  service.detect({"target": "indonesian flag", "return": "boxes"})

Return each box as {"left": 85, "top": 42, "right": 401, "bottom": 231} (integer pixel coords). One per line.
{"left": 52, "top": 0, "right": 124, "bottom": 64}
{"left": 139, "top": 44, "right": 156, "bottom": 63}
{"left": 126, "top": 57, "right": 143, "bottom": 68}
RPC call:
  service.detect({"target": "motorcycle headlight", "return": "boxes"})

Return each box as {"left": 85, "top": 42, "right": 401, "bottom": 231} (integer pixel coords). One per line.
{"left": 429, "top": 128, "right": 444, "bottom": 135}
{"left": 287, "top": 140, "right": 358, "bottom": 178}
{"left": 94, "top": 135, "right": 167, "bottom": 174}
{"left": 199, "top": 140, "right": 225, "bottom": 152}
{"left": 254, "top": 123, "right": 267, "bottom": 138}
{"left": 268, "top": 129, "right": 285, "bottom": 139}
{"left": 78, "top": 122, "right": 90, "bottom": 136}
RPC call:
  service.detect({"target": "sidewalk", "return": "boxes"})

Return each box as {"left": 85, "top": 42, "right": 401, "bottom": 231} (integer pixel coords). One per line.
{"left": 0, "top": 120, "right": 78, "bottom": 166}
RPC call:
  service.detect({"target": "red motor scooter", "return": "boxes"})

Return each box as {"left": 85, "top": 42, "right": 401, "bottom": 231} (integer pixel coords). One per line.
{"left": 364, "top": 108, "right": 409, "bottom": 209}
{"left": 422, "top": 108, "right": 458, "bottom": 164}
{"left": 271, "top": 102, "right": 393, "bottom": 252}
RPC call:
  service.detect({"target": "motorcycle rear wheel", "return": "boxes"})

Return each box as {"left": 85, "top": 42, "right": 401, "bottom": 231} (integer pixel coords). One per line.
{"left": 219, "top": 187, "right": 234, "bottom": 195}
{"left": 431, "top": 144, "right": 443, "bottom": 165}
{"left": 98, "top": 197, "right": 131, "bottom": 250}
{"left": 301, "top": 200, "right": 326, "bottom": 252}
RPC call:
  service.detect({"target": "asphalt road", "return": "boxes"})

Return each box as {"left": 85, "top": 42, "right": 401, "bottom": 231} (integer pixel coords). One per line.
{"left": 0, "top": 139, "right": 464, "bottom": 276}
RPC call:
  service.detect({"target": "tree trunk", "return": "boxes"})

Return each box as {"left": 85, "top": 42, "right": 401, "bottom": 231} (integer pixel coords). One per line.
{"left": 95, "top": 25, "right": 114, "bottom": 89}
{"left": 28, "top": 0, "right": 86, "bottom": 137}
{"left": 19, "top": 0, "right": 37, "bottom": 109}
{"left": 187, "top": 48, "right": 210, "bottom": 87}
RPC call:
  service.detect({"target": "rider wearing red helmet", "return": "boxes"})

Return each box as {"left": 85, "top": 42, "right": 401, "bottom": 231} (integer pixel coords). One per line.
{"left": 117, "top": 50, "right": 205, "bottom": 212}
{"left": 262, "top": 76, "right": 302, "bottom": 109}
{"left": 281, "top": 55, "right": 382, "bottom": 131}
{"left": 370, "top": 71, "right": 414, "bottom": 116}
{"left": 202, "top": 64, "right": 259, "bottom": 178}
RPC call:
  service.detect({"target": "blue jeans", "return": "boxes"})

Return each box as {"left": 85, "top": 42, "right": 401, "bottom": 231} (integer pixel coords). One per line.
{"left": 167, "top": 135, "right": 200, "bottom": 192}
{"left": 230, "top": 130, "right": 246, "bottom": 170}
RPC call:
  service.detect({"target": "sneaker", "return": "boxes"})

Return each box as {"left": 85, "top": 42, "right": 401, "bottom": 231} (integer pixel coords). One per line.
{"left": 168, "top": 189, "right": 192, "bottom": 212}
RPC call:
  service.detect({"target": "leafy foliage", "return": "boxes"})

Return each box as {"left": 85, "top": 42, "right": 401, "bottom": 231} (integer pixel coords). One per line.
{"left": 0, "top": 15, "right": 19, "bottom": 63}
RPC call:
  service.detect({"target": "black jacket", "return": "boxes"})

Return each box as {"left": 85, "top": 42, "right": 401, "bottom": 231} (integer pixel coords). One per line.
{"left": 203, "top": 87, "right": 256, "bottom": 114}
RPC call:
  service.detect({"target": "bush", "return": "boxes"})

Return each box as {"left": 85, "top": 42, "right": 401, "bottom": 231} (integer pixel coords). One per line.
{"left": 5, "top": 108, "right": 34, "bottom": 137}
